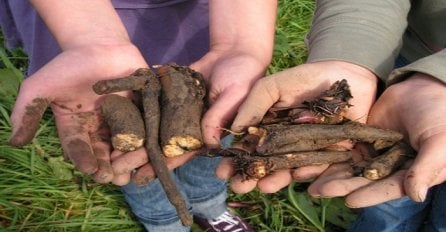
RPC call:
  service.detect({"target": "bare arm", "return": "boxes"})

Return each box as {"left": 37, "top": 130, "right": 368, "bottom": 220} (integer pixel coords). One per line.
{"left": 208, "top": 0, "right": 276, "bottom": 66}
{"left": 29, "top": 0, "right": 130, "bottom": 49}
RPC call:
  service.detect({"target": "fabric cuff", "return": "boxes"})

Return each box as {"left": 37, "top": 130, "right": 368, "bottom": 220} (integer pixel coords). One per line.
{"left": 387, "top": 49, "right": 446, "bottom": 86}
{"left": 306, "top": 0, "right": 410, "bottom": 80}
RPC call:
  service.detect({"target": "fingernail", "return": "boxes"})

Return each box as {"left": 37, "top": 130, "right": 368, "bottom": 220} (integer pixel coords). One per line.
{"left": 344, "top": 201, "right": 360, "bottom": 209}
{"left": 416, "top": 186, "right": 428, "bottom": 202}
{"left": 9, "top": 126, "right": 33, "bottom": 147}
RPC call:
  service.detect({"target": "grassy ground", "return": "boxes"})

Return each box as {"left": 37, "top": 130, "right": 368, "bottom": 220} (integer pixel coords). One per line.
{"left": 0, "top": 1, "right": 356, "bottom": 231}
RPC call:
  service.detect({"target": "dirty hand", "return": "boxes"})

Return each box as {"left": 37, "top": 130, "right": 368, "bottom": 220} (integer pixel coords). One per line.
{"left": 308, "top": 73, "right": 446, "bottom": 207}
{"left": 216, "top": 60, "right": 378, "bottom": 194}
{"left": 9, "top": 43, "right": 148, "bottom": 183}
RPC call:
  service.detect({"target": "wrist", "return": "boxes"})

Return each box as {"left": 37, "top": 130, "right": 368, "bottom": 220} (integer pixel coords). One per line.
{"left": 212, "top": 43, "right": 273, "bottom": 67}
{"left": 310, "top": 60, "right": 378, "bottom": 83}
{"left": 405, "top": 73, "right": 446, "bottom": 87}
{"left": 30, "top": 0, "right": 130, "bottom": 51}
{"left": 62, "top": 35, "right": 132, "bottom": 51}
{"left": 192, "top": 48, "right": 270, "bottom": 80}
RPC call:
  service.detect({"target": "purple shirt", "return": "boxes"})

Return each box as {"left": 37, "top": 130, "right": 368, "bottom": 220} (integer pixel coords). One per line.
{"left": 0, "top": 0, "right": 209, "bottom": 75}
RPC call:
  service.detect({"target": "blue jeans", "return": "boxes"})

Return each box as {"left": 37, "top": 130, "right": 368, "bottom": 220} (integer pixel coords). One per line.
{"left": 348, "top": 183, "right": 446, "bottom": 232}
{"left": 121, "top": 156, "right": 228, "bottom": 232}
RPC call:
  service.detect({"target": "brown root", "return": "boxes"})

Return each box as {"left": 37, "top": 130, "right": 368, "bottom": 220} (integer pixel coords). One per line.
{"left": 363, "top": 142, "right": 415, "bottom": 180}
{"left": 234, "top": 151, "right": 353, "bottom": 180}
{"left": 296, "top": 79, "right": 352, "bottom": 124}
{"left": 253, "top": 122, "right": 402, "bottom": 155}
{"left": 92, "top": 68, "right": 154, "bottom": 94}
{"left": 261, "top": 79, "right": 352, "bottom": 125}
{"left": 101, "top": 94, "right": 145, "bottom": 152}
{"left": 157, "top": 64, "right": 206, "bottom": 157}
{"left": 142, "top": 72, "right": 193, "bottom": 226}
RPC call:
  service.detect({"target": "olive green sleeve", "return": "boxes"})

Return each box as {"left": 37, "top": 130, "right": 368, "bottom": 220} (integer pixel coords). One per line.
{"left": 388, "top": 49, "right": 446, "bottom": 85}
{"left": 306, "top": 0, "right": 411, "bottom": 80}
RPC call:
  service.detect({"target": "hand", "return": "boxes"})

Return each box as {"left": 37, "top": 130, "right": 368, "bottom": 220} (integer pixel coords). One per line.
{"left": 308, "top": 73, "right": 446, "bottom": 207}
{"left": 216, "top": 61, "right": 378, "bottom": 194}
{"left": 9, "top": 43, "right": 148, "bottom": 183}
{"left": 191, "top": 50, "right": 269, "bottom": 147}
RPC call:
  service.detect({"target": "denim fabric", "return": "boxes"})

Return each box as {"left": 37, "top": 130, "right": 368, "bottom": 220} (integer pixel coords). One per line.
{"left": 394, "top": 55, "right": 410, "bottom": 69}
{"left": 348, "top": 183, "right": 446, "bottom": 232}
{"left": 121, "top": 156, "right": 228, "bottom": 231}
{"left": 424, "top": 183, "right": 446, "bottom": 231}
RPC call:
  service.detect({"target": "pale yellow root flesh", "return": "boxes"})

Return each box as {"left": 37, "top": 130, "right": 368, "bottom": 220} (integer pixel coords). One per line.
{"left": 163, "top": 136, "right": 203, "bottom": 157}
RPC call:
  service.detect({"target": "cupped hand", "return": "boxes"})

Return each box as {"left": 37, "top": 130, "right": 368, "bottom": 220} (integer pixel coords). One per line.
{"left": 9, "top": 43, "right": 148, "bottom": 183}
{"left": 308, "top": 73, "right": 446, "bottom": 208}
{"left": 217, "top": 61, "right": 378, "bottom": 194}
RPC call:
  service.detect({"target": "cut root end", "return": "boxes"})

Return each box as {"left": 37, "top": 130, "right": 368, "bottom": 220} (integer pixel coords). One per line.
{"left": 163, "top": 136, "right": 203, "bottom": 157}
{"left": 112, "top": 134, "right": 144, "bottom": 152}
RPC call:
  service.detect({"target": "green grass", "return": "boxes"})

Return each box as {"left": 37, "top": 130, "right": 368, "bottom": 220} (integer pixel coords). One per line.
{"left": 0, "top": 1, "right": 356, "bottom": 231}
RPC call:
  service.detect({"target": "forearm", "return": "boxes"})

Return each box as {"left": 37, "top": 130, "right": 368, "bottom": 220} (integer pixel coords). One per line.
{"left": 208, "top": 0, "right": 277, "bottom": 67}
{"left": 29, "top": 0, "right": 130, "bottom": 50}
{"left": 307, "top": 0, "right": 411, "bottom": 80}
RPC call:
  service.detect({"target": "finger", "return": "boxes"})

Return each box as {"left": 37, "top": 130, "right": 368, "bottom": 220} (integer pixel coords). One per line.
{"left": 404, "top": 134, "right": 446, "bottom": 202}
{"left": 110, "top": 149, "right": 124, "bottom": 161}
{"left": 292, "top": 144, "right": 364, "bottom": 182}
{"left": 131, "top": 164, "right": 155, "bottom": 186}
{"left": 201, "top": 88, "right": 246, "bottom": 147}
{"left": 345, "top": 170, "right": 406, "bottom": 208}
{"left": 165, "top": 152, "right": 196, "bottom": 170}
{"left": 316, "top": 177, "right": 372, "bottom": 198}
{"left": 62, "top": 135, "right": 98, "bottom": 174}
{"left": 216, "top": 157, "right": 236, "bottom": 180}
{"left": 257, "top": 170, "right": 293, "bottom": 193}
{"left": 91, "top": 144, "right": 113, "bottom": 183}
{"left": 89, "top": 126, "right": 113, "bottom": 183}
{"left": 307, "top": 163, "right": 354, "bottom": 196}
{"left": 229, "top": 175, "right": 258, "bottom": 193}
{"left": 111, "top": 148, "right": 148, "bottom": 174}
{"left": 9, "top": 94, "right": 50, "bottom": 147}
{"left": 231, "top": 77, "right": 279, "bottom": 132}
{"left": 112, "top": 172, "right": 132, "bottom": 186}
{"left": 292, "top": 164, "right": 330, "bottom": 182}
{"left": 189, "top": 53, "right": 216, "bottom": 82}
{"left": 56, "top": 114, "right": 98, "bottom": 174}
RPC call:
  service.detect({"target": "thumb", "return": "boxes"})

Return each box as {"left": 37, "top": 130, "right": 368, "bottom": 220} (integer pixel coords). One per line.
{"left": 345, "top": 170, "right": 406, "bottom": 208}
{"left": 404, "top": 133, "right": 446, "bottom": 202}
{"left": 9, "top": 80, "right": 50, "bottom": 147}
{"left": 230, "top": 77, "right": 279, "bottom": 132}
{"left": 201, "top": 87, "right": 247, "bottom": 147}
